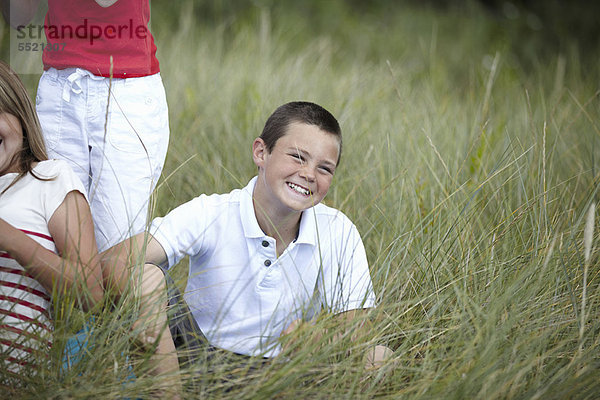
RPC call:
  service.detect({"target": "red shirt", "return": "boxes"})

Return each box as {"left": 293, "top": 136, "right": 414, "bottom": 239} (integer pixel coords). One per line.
{"left": 42, "top": 0, "right": 159, "bottom": 78}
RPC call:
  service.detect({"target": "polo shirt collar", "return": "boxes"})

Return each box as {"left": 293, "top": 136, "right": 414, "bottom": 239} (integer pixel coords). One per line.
{"left": 295, "top": 207, "right": 317, "bottom": 246}
{"left": 240, "top": 177, "right": 264, "bottom": 239}
{"left": 240, "top": 176, "right": 317, "bottom": 246}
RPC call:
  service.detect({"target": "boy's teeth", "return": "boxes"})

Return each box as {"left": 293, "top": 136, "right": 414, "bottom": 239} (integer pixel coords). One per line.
{"left": 288, "top": 182, "right": 310, "bottom": 195}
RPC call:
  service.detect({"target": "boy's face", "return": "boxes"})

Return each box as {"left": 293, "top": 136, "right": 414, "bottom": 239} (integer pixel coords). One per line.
{"left": 252, "top": 122, "right": 340, "bottom": 215}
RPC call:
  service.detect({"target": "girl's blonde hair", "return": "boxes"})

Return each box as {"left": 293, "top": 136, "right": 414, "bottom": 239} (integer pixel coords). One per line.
{"left": 0, "top": 61, "right": 48, "bottom": 188}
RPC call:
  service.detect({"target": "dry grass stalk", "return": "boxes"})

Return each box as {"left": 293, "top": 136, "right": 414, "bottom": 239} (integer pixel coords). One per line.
{"left": 579, "top": 202, "right": 595, "bottom": 350}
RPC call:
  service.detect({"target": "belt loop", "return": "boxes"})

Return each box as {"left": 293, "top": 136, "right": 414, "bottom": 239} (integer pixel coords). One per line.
{"left": 61, "top": 69, "right": 87, "bottom": 103}
{"left": 47, "top": 67, "right": 59, "bottom": 79}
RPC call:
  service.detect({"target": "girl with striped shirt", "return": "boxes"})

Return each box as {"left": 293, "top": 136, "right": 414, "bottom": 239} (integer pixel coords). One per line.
{"left": 0, "top": 61, "right": 103, "bottom": 381}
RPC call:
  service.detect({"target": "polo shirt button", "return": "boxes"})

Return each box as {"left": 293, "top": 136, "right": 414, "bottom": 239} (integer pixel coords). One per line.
{"left": 262, "top": 240, "right": 269, "bottom": 247}
{"left": 264, "top": 259, "right": 271, "bottom": 267}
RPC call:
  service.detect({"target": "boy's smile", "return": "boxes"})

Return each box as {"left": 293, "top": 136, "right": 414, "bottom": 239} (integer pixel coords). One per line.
{"left": 252, "top": 122, "right": 340, "bottom": 224}
{"left": 0, "top": 113, "right": 23, "bottom": 175}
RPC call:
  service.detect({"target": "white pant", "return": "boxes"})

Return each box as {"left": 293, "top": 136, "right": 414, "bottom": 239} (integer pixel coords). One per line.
{"left": 36, "top": 68, "right": 170, "bottom": 252}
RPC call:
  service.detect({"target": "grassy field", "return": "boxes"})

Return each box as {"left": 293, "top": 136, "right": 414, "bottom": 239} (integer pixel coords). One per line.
{"left": 2, "top": 0, "right": 600, "bottom": 398}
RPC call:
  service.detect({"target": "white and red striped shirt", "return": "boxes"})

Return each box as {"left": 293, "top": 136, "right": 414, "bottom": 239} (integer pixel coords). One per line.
{"left": 0, "top": 241, "right": 53, "bottom": 375}
{"left": 0, "top": 160, "right": 86, "bottom": 376}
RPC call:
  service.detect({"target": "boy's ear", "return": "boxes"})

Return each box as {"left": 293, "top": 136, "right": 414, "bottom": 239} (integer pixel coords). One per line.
{"left": 252, "top": 137, "right": 267, "bottom": 168}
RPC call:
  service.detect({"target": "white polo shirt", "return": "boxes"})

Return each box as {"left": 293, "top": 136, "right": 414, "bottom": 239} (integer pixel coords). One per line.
{"left": 150, "top": 177, "right": 375, "bottom": 357}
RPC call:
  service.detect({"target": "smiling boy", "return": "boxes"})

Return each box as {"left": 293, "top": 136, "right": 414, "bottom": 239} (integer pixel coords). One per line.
{"left": 103, "top": 101, "right": 386, "bottom": 369}
{"left": 252, "top": 116, "right": 340, "bottom": 257}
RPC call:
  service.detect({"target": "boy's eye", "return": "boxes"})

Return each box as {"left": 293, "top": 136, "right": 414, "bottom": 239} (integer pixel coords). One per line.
{"left": 290, "top": 153, "right": 304, "bottom": 161}
{"left": 319, "top": 166, "right": 334, "bottom": 174}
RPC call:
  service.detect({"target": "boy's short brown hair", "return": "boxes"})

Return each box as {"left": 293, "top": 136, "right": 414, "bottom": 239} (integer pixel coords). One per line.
{"left": 259, "top": 101, "right": 342, "bottom": 165}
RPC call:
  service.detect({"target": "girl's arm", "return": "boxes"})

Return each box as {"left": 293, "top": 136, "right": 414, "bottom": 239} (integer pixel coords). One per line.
{"left": 0, "top": 190, "right": 103, "bottom": 311}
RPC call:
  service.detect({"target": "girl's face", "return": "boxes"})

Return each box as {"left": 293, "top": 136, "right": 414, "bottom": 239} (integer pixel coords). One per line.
{"left": 0, "top": 113, "right": 23, "bottom": 175}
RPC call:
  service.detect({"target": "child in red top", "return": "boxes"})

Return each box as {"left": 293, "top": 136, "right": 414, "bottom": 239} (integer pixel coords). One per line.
{"left": 3, "top": 0, "right": 170, "bottom": 252}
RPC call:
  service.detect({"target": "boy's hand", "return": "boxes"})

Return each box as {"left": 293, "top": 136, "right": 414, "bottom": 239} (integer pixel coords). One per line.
{"left": 364, "top": 344, "right": 394, "bottom": 370}
{"left": 280, "top": 318, "right": 339, "bottom": 358}
{"left": 280, "top": 311, "right": 394, "bottom": 372}
{"left": 279, "top": 319, "right": 300, "bottom": 353}
{"left": 281, "top": 318, "right": 302, "bottom": 336}
{"left": 279, "top": 318, "right": 323, "bottom": 354}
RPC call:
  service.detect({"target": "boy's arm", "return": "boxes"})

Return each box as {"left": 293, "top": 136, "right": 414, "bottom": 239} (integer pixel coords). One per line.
{"left": 281, "top": 217, "right": 391, "bottom": 367}
{"left": 100, "top": 231, "right": 168, "bottom": 297}
{"left": 101, "top": 231, "right": 182, "bottom": 395}
{"left": 332, "top": 309, "right": 393, "bottom": 369}
{"left": 1, "top": 0, "right": 41, "bottom": 28}
{"left": 281, "top": 309, "right": 393, "bottom": 369}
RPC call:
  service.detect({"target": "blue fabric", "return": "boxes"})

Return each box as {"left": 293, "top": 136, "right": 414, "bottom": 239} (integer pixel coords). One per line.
{"left": 61, "top": 317, "right": 137, "bottom": 392}
{"left": 62, "top": 319, "right": 95, "bottom": 371}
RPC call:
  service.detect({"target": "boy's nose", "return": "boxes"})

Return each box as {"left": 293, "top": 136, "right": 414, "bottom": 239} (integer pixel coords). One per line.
{"left": 299, "top": 165, "right": 316, "bottom": 182}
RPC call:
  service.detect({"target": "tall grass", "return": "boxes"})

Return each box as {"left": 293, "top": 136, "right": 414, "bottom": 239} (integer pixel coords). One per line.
{"left": 2, "top": 0, "right": 599, "bottom": 398}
